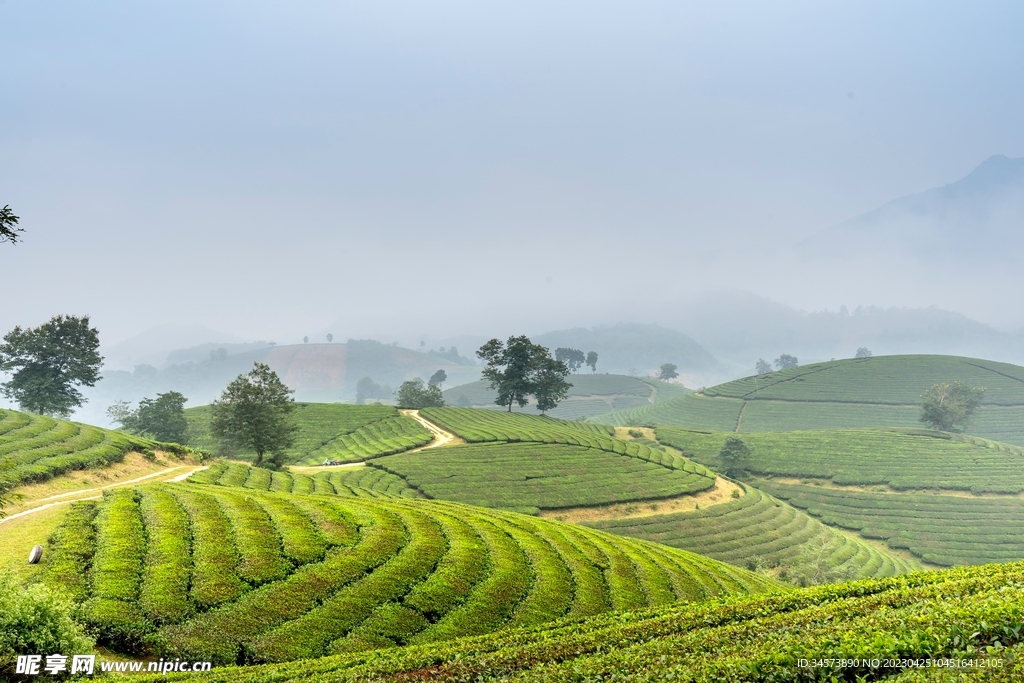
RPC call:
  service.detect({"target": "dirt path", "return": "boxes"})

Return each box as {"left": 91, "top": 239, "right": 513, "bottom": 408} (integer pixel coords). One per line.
{"left": 402, "top": 409, "right": 464, "bottom": 450}
{"left": 540, "top": 478, "right": 744, "bottom": 523}
{"left": 0, "top": 464, "right": 207, "bottom": 526}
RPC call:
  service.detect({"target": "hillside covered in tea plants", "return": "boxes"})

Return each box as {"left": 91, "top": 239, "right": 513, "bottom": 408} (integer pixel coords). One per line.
{"left": 596, "top": 355, "right": 1024, "bottom": 445}
{"left": 0, "top": 407, "right": 188, "bottom": 488}
{"left": 184, "top": 403, "right": 433, "bottom": 465}
{"left": 39, "top": 476, "right": 779, "bottom": 665}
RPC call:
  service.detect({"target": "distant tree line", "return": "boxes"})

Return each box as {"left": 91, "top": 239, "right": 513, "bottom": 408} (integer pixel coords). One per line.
{"left": 554, "top": 348, "right": 598, "bottom": 373}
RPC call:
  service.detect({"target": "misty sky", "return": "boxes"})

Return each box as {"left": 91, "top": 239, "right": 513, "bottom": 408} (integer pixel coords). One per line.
{"left": 2, "top": 1, "right": 1023, "bottom": 347}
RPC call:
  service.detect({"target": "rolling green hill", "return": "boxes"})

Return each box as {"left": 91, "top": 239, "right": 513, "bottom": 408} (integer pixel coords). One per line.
{"left": 384, "top": 409, "right": 915, "bottom": 580}
{"left": 132, "top": 560, "right": 1024, "bottom": 683}
{"left": 0, "top": 408, "right": 186, "bottom": 489}
{"left": 656, "top": 426, "right": 1024, "bottom": 567}
{"left": 374, "top": 442, "right": 713, "bottom": 515}
{"left": 585, "top": 485, "right": 920, "bottom": 581}
{"left": 656, "top": 427, "right": 1024, "bottom": 493}
{"left": 42, "top": 481, "right": 779, "bottom": 664}
{"left": 184, "top": 403, "right": 433, "bottom": 465}
{"left": 444, "top": 374, "right": 689, "bottom": 420}
{"left": 595, "top": 355, "right": 1024, "bottom": 445}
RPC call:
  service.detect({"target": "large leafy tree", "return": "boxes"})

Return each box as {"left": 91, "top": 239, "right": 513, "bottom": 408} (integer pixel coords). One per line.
{"left": 395, "top": 378, "right": 445, "bottom": 408}
{"left": 920, "top": 381, "right": 986, "bottom": 432}
{"left": 108, "top": 391, "right": 189, "bottom": 443}
{"left": 585, "top": 351, "right": 598, "bottom": 373}
{"left": 658, "top": 363, "right": 679, "bottom": 381}
{"left": 211, "top": 363, "right": 297, "bottom": 467}
{"left": 0, "top": 205, "right": 21, "bottom": 244}
{"left": 0, "top": 315, "right": 103, "bottom": 416}
{"left": 774, "top": 354, "right": 798, "bottom": 370}
{"left": 477, "top": 336, "right": 572, "bottom": 413}
{"left": 531, "top": 352, "right": 572, "bottom": 414}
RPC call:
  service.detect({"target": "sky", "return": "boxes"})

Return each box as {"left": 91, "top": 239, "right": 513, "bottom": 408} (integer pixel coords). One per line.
{"left": 2, "top": 0, "right": 1023, "bottom": 349}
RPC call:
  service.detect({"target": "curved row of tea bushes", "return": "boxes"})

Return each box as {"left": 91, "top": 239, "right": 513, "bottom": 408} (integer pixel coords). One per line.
{"left": 586, "top": 485, "right": 920, "bottom": 581}
{"left": 42, "top": 484, "right": 780, "bottom": 664}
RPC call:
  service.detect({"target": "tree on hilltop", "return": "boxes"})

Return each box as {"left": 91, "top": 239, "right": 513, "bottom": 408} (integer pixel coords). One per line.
{"left": 211, "top": 362, "right": 297, "bottom": 468}
{"left": 554, "top": 348, "right": 585, "bottom": 373}
{"left": 586, "top": 351, "right": 598, "bottom": 373}
{"left": 303, "top": 336, "right": 309, "bottom": 344}
{"left": 755, "top": 359, "right": 772, "bottom": 375}
{"left": 774, "top": 354, "right": 798, "bottom": 370}
{"left": 0, "top": 315, "right": 102, "bottom": 417}
{"left": 326, "top": 333, "right": 333, "bottom": 343}
{"left": 658, "top": 363, "right": 679, "bottom": 381}
{"left": 855, "top": 347, "right": 873, "bottom": 358}
{"left": 108, "top": 391, "right": 189, "bottom": 443}
{"left": 396, "top": 378, "right": 445, "bottom": 409}
{"left": 920, "top": 381, "right": 985, "bottom": 432}
{"left": 428, "top": 369, "right": 447, "bottom": 388}
{"left": 477, "top": 336, "right": 571, "bottom": 413}
{"left": 0, "top": 205, "right": 22, "bottom": 244}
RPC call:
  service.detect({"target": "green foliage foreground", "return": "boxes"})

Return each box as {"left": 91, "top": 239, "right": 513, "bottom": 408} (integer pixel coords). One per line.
{"left": 43, "top": 482, "right": 777, "bottom": 664}
{"left": 139, "top": 560, "right": 1024, "bottom": 682}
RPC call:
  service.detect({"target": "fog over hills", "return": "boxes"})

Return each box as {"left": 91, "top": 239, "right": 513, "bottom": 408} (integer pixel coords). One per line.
{"left": 804, "top": 154, "right": 1024, "bottom": 262}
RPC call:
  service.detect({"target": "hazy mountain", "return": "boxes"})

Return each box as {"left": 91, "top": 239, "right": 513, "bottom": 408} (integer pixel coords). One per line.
{"left": 804, "top": 154, "right": 1024, "bottom": 262}
{"left": 102, "top": 324, "right": 243, "bottom": 371}
{"left": 665, "top": 290, "right": 1024, "bottom": 371}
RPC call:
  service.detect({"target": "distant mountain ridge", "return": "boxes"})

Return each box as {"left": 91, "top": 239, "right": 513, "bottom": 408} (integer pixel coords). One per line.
{"left": 804, "top": 154, "right": 1024, "bottom": 260}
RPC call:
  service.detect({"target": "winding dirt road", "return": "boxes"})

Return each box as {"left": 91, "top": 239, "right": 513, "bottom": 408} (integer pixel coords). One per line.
{"left": 0, "top": 465, "right": 207, "bottom": 525}
{"left": 402, "top": 409, "right": 463, "bottom": 450}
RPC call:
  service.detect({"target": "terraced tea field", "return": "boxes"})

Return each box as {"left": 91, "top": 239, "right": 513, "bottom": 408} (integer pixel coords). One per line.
{"left": 594, "top": 355, "right": 1024, "bottom": 445}
{"left": 374, "top": 442, "right": 713, "bottom": 515}
{"left": 586, "top": 485, "right": 920, "bottom": 580}
{"left": 0, "top": 408, "right": 184, "bottom": 488}
{"left": 191, "top": 461, "right": 423, "bottom": 499}
{"left": 656, "top": 426, "right": 1024, "bottom": 493}
{"left": 757, "top": 480, "right": 1024, "bottom": 567}
{"left": 138, "top": 559, "right": 1024, "bottom": 683}
{"left": 42, "top": 482, "right": 779, "bottom": 664}
{"left": 444, "top": 374, "right": 689, "bottom": 420}
{"left": 185, "top": 403, "right": 432, "bottom": 464}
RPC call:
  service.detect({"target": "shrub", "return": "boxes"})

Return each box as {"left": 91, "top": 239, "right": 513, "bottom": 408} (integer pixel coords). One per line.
{"left": 0, "top": 572, "right": 94, "bottom": 672}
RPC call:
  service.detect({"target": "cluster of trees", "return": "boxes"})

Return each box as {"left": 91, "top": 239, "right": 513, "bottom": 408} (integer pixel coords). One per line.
{"left": 107, "top": 391, "right": 189, "bottom": 443}
{"left": 355, "top": 376, "right": 394, "bottom": 404}
{"left": 479, "top": 336, "right": 571, "bottom": 414}
{"left": 553, "top": 348, "right": 599, "bottom": 373}
{"left": 395, "top": 378, "right": 445, "bottom": 409}
{"left": 755, "top": 354, "right": 799, "bottom": 375}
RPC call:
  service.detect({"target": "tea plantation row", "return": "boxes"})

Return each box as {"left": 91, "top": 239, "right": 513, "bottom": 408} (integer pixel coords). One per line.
{"left": 139, "top": 559, "right": 1024, "bottom": 683}
{"left": 656, "top": 426, "right": 1024, "bottom": 493}
{"left": 419, "top": 407, "right": 712, "bottom": 474}
{"left": 43, "top": 483, "right": 778, "bottom": 664}
{"left": 191, "top": 461, "right": 423, "bottom": 499}
{"left": 586, "top": 485, "right": 920, "bottom": 580}
{"left": 374, "top": 442, "right": 714, "bottom": 515}
{"left": 758, "top": 479, "right": 1024, "bottom": 567}
{"left": 0, "top": 408, "right": 186, "bottom": 487}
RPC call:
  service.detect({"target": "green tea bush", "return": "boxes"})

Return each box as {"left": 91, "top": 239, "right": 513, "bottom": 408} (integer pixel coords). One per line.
{"left": 0, "top": 572, "right": 94, "bottom": 673}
